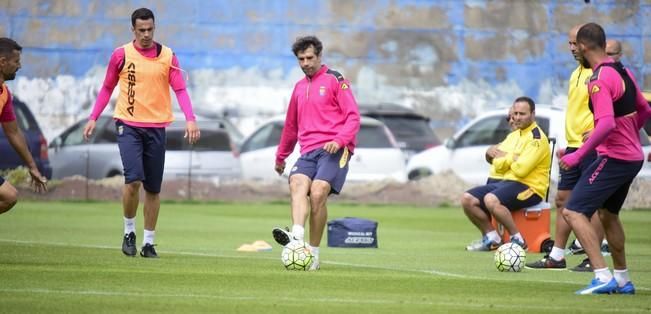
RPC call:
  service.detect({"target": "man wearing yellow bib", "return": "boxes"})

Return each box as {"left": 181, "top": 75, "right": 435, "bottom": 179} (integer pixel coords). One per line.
{"left": 83, "top": 8, "right": 200, "bottom": 258}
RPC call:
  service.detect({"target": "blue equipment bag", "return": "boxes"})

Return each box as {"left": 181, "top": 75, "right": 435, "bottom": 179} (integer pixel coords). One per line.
{"left": 327, "top": 217, "right": 378, "bottom": 248}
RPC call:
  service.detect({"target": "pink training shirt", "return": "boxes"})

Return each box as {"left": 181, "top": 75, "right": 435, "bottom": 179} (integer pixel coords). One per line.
{"left": 0, "top": 85, "right": 16, "bottom": 123}
{"left": 275, "top": 65, "right": 361, "bottom": 165}
{"left": 90, "top": 41, "right": 195, "bottom": 127}
{"left": 585, "top": 58, "right": 651, "bottom": 161}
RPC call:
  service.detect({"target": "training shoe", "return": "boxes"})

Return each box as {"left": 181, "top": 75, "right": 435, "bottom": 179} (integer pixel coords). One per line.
{"left": 525, "top": 255, "right": 567, "bottom": 270}
{"left": 601, "top": 242, "right": 611, "bottom": 256}
{"left": 615, "top": 281, "right": 635, "bottom": 295}
{"left": 272, "top": 226, "right": 295, "bottom": 246}
{"left": 575, "top": 278, "right": 617, "bottom": 295}
{"left": 466, "top": 236, "right": 502, "bottom": 251}
{"left": 140, "top": 243, "right": 159, "bottom": 258}
{"left": 308, "top": 259, "right": 320, "bottom": 271}
{"left": 566, "top": 239, "right": 585, "bottom": 255}
{"left": 570, "top": 258, "right": 593, "bottom": 272}
{"left": 509, "top": 236, "right": 528, "bottom": 251}
{"left": 122, "top": 232, "right": 137, "bottom": 257}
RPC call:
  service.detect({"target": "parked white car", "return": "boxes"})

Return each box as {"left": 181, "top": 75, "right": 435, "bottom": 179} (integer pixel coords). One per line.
{"left": 239, "top": 116, "right": 407, "bottom": 182}
{"left": 407, "top": 105, "right": 651, "bottom": 185}
{"left": 407, "top": 106, "right": 565, "bottom": 185}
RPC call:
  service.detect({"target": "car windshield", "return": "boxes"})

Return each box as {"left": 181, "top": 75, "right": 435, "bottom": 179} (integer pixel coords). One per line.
{"left": 166, "top": 130, "right": 231, "bottom": 152}
{"left": 376, "top": 116, "right": 435, "bottom": 139}
{"left": 357, "top": 125, "right": 393, "bottom": 148}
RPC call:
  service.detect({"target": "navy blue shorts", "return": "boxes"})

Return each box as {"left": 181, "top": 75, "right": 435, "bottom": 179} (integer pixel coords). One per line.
{"left": 116, "top": 121, "right": 166, "bottom": 194}
{"left": 566, "top": 156, "right": 643, "bottom": 216}
{"left": 467, "top": 180, "right": 542, "bottom": 211}
{"left": 289, "top": 147, "right": 350, "bottom": 195}
{"left": 558, "top": 147, "right": 598, "bottom": 190}
{"left": 486, "top": 177, "right": 502, "bottom": 184}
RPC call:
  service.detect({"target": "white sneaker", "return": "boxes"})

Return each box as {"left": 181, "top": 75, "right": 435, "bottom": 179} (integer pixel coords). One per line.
{"left": 272, "top": 226, "right": 294, "bottom": 246}
{"left": 308, "top": 259, "right": 320, "bottom": 271}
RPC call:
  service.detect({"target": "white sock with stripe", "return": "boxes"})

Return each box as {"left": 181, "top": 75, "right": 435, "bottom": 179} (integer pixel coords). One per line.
{"left": 613, "top": 269, "right": 630, "bottom": 287}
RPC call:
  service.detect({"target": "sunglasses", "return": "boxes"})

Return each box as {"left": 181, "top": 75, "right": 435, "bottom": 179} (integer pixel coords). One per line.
{"left": 607, "top": 52, "right": 621, "bottom": 56}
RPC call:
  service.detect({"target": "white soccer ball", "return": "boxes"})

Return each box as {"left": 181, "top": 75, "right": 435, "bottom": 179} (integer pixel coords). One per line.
{"left": 494, "top": 242, "right": 526, "bottom": 272}
{"left": 281, "top": 241, "right": 314, "bottom": 271}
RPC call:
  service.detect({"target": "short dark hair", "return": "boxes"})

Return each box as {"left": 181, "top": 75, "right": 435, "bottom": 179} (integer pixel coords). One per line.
{"left": 514, "top": 96, "right": 535, "bottom": 112}
{"left": 131, "top": 8, "right": 155, "bottom": 27}
{"left": 577, "top": 23, "right": 606, "bottom": 50}
{"left": 292, "top": 36, "right": 323, "bottom": 57}
{"left": 0, "top": 37, "right": 22, "bottom": 57}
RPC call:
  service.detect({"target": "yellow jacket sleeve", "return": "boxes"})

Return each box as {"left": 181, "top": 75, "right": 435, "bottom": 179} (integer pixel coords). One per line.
{"left": 510, "top": 138, "right": 548, "bottom": 178}
{"left": 492, "top": 153, "right": 513, "bottom": 173}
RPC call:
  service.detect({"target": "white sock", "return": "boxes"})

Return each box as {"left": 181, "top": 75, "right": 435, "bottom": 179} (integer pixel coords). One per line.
{"left": 594, "top": 267, "right": 613, "bottom": 283}
{"left": 601, "top": 239, "right": 608, "bottom": 245}
{"left": 485, "top": 231, "right": 500, "bottom": 243}
{"left": 310, "top": 246, "right": 320, "bottom": 261}
{"left": 143, "top": 229, "right": 155, "bottom": 245}
{"left": 291, "top": 224, "right": 304, "bottom": 241}
{"left": 613, "top": 269, "right": 630, "bottom": 287}
{"left": 124, "top": 217, "right": 136, "bottom": 235}
{"left": 574, "top": 238, "right": 583, "bottom": 248}
{"left": 549, "top": 247, "right": 565, "bottom": 261}
{"left": 513, "top": 233, "right": 524, "bottom": 242}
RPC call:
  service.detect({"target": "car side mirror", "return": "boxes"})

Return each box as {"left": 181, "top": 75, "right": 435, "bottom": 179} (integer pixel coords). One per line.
{"left": 444, "top": 138, "right": 455, "bottom": 149}
{"left": 49, "top": 137, "right": 61, "bottom": 152}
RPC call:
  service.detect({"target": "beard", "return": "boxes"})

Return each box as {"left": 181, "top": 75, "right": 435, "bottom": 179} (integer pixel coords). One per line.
{"left": 3, "top": 72, "right": 16, "bottom": 81}
{"left": 580, "top": 57, "right": 591, "bottom": 69}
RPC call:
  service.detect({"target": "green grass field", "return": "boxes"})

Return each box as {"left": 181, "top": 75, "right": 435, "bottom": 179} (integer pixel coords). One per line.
{"left": 0, "top": 201, "right": 649, "bottom": 313}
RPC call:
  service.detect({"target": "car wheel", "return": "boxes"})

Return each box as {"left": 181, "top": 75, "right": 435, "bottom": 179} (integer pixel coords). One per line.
{"left": 408, "top": 168, "right": 432, "bottom": 181}
{"left": 106, "top": 170, "right": 122, "bottom": 178}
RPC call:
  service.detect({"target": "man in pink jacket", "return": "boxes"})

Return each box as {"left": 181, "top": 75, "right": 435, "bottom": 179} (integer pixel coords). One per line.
{"left": 562, "top": 23, "right": 651, "bottom": 295}
{"left": 272, "top": 36, "right": 361, "bottom": 270}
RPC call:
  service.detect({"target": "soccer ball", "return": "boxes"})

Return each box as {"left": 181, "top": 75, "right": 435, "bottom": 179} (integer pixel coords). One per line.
{"left": 281, "top": 241, "right": 314, "bottom": 271}
{"left": 494, "top": 243, "right": 526, "bottom": 272}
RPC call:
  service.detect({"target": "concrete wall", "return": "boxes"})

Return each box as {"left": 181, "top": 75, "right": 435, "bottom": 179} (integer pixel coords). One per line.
{"left": 2, "top": 0, "right": 649, "bottom": 94}
{"left": 1, "top": 0, "right": 650, "bottom": 139}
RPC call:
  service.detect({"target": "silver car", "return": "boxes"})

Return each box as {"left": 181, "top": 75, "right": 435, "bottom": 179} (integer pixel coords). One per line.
{"left": 49, "top": 116, "right": 241, "bottom": 180}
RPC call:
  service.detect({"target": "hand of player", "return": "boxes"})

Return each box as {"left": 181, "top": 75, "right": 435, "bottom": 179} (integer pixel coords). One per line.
{"left": 184, "top": 121, "right": 200, "bottom": 145}
{"left": 486, "top": 145, "right": 499, "bottom": 158}
{"left": 274, "top": 161, "right": 286, "bottom": 176}
{"left": 82, "top": 120, "right": 96, "bottom": 141}
{"left": 556, "top": 147, "right": 566, "bottom": 159}
{"left": 28, "top": 167, "right": 48, "bottom": 193}
{"left": 560, "top": 152, "right": 580, "bottom": 170}
{"left": 323, "top": 141, "right": 340, "bottom": 154}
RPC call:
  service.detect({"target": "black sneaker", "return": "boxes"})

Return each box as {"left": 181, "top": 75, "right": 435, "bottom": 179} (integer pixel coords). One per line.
{"left": 525, "top": 255, "right": 567, "bottom": 270}
{"left": 570, "top": 258, "right": 593, "bottom": 272}
{"left": 140, "top": 243, "right": 159, "bottom": 258}
{"left": 122, "top": 232, "right": 136, "bottom": 257}
{"left": 272, "top": 226, "right": 294, "bottom": 246}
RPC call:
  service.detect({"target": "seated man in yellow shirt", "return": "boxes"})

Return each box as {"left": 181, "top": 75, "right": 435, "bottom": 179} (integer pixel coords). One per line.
{"left": 462, "top": 97, "right": 551, "bottom": 251}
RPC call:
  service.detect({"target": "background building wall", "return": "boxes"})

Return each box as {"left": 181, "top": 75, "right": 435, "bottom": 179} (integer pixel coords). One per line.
{"left": 0, "top": 0, "right": 649, "bottom": 139}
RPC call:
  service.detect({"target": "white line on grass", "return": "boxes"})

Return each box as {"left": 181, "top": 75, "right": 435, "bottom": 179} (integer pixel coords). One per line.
{"left": 1, "top": 238, "right": 649, "bottom": 292}
{"left": 0, "top": 287, "right": 645, "bottom": 312}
